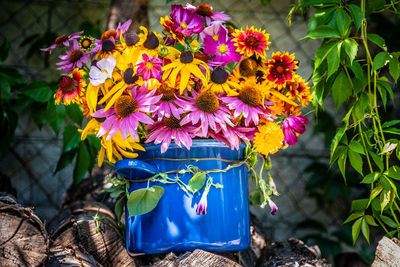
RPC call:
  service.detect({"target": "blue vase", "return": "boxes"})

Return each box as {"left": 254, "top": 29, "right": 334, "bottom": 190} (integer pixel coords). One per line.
{"left": 114, "top": 139, "right": 250, "bottom": 254}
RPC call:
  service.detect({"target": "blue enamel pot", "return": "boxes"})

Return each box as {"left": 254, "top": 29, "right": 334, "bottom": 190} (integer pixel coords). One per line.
{"left": 114, "top": 139, "right": 250, "bottom": 254}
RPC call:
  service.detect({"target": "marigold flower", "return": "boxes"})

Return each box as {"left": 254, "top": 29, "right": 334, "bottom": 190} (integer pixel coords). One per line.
{"left": 253, "top": 122, "right": 284, "bottom": 156}
{"left": 232, "top": 26, "right": 270, "bottom": 59}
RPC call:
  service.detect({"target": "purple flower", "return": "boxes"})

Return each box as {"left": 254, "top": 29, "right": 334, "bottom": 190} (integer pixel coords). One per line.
{"left": 203, "top": 26, "right": 242, "bottom": 66}
{"left": 185, "top": 3, "right": 231, "bottom": 25}
{"left": 41, "top": 31, "right": 82, "bottom": 54}
{"left": 268, "top": 200, "right": 278, "bottom": 215}
{"left": 196, "top": 190, "right": 208, "bottom": 215}
{"left": 116, "top": 19, "right": 132, "bottom": 37}
{"left": 170, "top": 5, "right": 204, "bottom": 36}
{"left": 282, "top": 115, "right": 308, "bottom": 146}
{"left": 56, "top": 40, "right": 89, "bottom": 74}
{"left": 136, "top": 54, "right": 163, "bottom": 81}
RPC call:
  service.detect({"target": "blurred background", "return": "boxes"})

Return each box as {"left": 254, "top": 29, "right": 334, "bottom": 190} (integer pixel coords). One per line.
{"left": 1, "top": 0, "right": 399, "bottom": 263}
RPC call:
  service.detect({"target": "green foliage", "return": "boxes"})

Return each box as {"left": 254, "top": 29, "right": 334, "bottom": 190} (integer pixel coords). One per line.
{"left": 293, "top": 0, "right": 400, "bottom": 246}
{"left": 127, "top": 186, "right": 164, "bottom": 216}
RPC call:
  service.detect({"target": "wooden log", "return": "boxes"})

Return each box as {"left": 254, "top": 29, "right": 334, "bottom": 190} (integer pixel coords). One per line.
{"left": 48, "top": 201, "right": 135, "bottom": 267}
{"left": 152, "top": 250, "right": 242, "bottom": 267}
{"left": 45, "top": 245, "right": 102, "bottom": 267}
{"left": 371, "top": 236, "right": 400, "bottom": 267}
{"left": 0, "top": 192, "right": 49, "bottom": 267}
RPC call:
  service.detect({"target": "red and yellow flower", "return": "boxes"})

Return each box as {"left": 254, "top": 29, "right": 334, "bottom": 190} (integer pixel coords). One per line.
{"left": 232, "top": 26, "right": 270, "bottom": 59}
{"left": 266, "top": 52, "right": 298, "bottom": 86}
{"left": 54, "top": 69, "right": 86, "bottom": 105}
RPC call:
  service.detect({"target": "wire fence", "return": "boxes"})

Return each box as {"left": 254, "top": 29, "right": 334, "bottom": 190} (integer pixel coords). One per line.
{"left": 0, "top": 0, "right": 354, "bottom": 249}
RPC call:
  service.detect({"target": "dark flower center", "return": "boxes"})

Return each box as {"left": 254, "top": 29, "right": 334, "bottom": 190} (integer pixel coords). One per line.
{"left": 55, "top": 35, "right": 68, "bottom": 45}
{"left": 157, "top": 86, "right": 175, "bottom": 102}
{"left": 124, "top": 31, "right": 140, "bottom": 46}
{"left": 69, "top": 50, "right": 83, "bottom": 63}
{"left": 196, "top": 4, "right": 213, "bottom": 17}
{"left": 180, "top": 50, "right": 194, "bottom": 64}
{"left": 271, "top": 62, "right": 286, "bottom": 76}
{"left": 245, "top": 35, "right": 259, "bottom": 49}
{"left": 194, "top": 52, "right": 210, "bottom": 62}
{"left": 195, "top": 91, "right": 219, "bottom": 113}
{"left": 239, "top": 87, "right": 261, "bottom": 107}
{"left": 101, "top": 30, "right": 117, "bottom": 42}
{"left": 79, "top": 37, "right": 93, "bottom": 50}
{"left": 123, "top": 68, "right": 138, "bottom": 84}
{"left": 143, "top": 32, "right": 159, "bottom": 49}
{"left": 226, "top": 25, "right": 235, "bottom": 36}
{"left": 239, "top": 58, "right": 258, "bottom": 76}
{"left": 59, "top": 77, "right": 77, "bottom": 94}
{"left": 114, "top": 95, "right": 137, "bottom": 118}
{"left": 102, "top": 40, "right": 115, "bottom": 52}
{"left": 211, "top": 66, "right": 228, "bottom": 84}
{"left": 163, "top": 116, "right": 182, "bottom": 129}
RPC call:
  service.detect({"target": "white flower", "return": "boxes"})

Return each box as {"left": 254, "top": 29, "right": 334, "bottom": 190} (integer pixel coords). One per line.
{"left": 89, "top": 56, "right": 116, "bottom": 86}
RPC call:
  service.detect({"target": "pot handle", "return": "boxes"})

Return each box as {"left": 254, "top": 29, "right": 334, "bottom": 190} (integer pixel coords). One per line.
{"left": 114, "top": 159, "right": 158, "bottom": 180}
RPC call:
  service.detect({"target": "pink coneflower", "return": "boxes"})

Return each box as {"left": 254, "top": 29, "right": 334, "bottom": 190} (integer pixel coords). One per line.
{"left": 176, "top": 90, "right": 234, "bottom": 137}
{"left": 207, "top": 125, "right": 256, "bottom": 150}
{"left": 91, "top": 85, "right": 162, "bottom": 141}
{"left": 185, "top": 3, "right": 231, "bottom": 25}
{"left": 282, "top": 115, "right": 308, "bottom": 146}
{"left": 221, "top": 78, "right": 273, "bottom": 126}
{"left": 203, "top": 25, "right": 242, "bottom": 66}
{"left": 145, "top": 116, "right": 196, "bottom": 153}
{"left": 135, "top": 54, "right": 163, "bottom": 81}
{"left": 154, "top": 85, "right": 184, "bottom": 120}
{"left": 41, "top": 31, "right": 82, "bottom": 54}
{"left": 56, "top": 40, "right": 89, "bottom": 74}
{"left": 170, "top": 5, "right": 204, "bottom": 36}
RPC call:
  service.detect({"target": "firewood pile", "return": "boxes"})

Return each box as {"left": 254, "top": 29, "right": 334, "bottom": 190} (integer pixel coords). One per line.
{"left": 0, "top": 177, "right": 397, "bottom": 267}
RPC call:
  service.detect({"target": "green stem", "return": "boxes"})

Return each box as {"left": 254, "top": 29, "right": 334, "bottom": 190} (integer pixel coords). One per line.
{"left": 376, "top": 217, "right": 391, "bottom": 236}
{"left": 359, "top": 122, "right": 374, "bottom": 173}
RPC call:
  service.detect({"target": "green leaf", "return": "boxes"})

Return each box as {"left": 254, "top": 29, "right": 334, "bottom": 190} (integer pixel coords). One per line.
{"left": 351, "top": 199, "right": 369, "bottom": 211}
{"left": 127, "top": 186, "right": 164, "bottom": 216}
{"left": 330, "top": 126, "right": 347, "bottom": 164}
{"left": 314, "top": 40, "right": 340, "bottom": 70}
{"left": 377, "top": 82, "right": 388, "bottom": 108}
{"left": 332, "top": 71, "right": 352, "bottom": 110}
{"left": 249, "top": 189, "right": 263, "bottom": 205}
{"left": 389, "top": 55, "right": 400, "bottom": 82}
{"left": 327, "top": 41, "right": 342, "bottom": 78}
{"left": 30, "top": 102, "right": 48, "bottom": 129}
{"left": 348, "top": 4, "right": 363, "bottom": 30}
{"left": 343, "top": 39, "right": 358, "bottom": 64}
{"left": 21, "top": 81, "right": 53, "bottom": 103}
{"left": 307, "top": 25, "right": 341, "bottom": 39}
{"left": 335, "top": 9, "right": 351, "bottom": 37}
{"left": 385, "top": 166, "right": 400, "bottom": 180}
{"left": 380, "top": 215, "right": 398, "bottom": 228}
{"left": 73, "top": 142, "right": 90, "bottom": 185}
{"left": 349, "top": 140, "right": 365, "bottom": 155}
{"left": 380, "top": 189, "right": 390, "bottom": 213}
{"left": 369, "top": 151, "right": 384, "bottom": 171}
{"left": 66, "top": 104, "right": 83, "bottom": 125}
{"left": 377, "top": 78, "right": 394, "bottom": 103}
{"left": 348, "top": 150, "right": 363, "bottom": 175}
{"left": 54, "top": 149, "right": 77, "bottom": 173}
{"left": 370, "top": 184, "right": 383, "bottom": 203}
{"left": 367, "top": 33, "right": 387, "bottom": 51}
{"left": 361, "top": 172, "right": 380, "bottom": 184}
{"left": 343, "top": 212, "right": 364, "bottom": 224}
{"left": 361, "top": 218, "right": 370, "bottom": 243}
{"left": 110, "top": 189, "right": 125, "bottom": 198}
{"left": 0, "top": 76, "right": 10, "bottom": 104}
{"left": 352, "top": 217, "right": 362, "bottom": 245}
{"left": 347, "top": 61, "right": 364, "bottom": 80}
{"left": 188, "top": 172, "right": 206, "bottom": 193}
{"left": 331, "top": 145, "right": 347, "bottom": 164}
{"left": 63, "top": 125, "right": 80, "bottom": 152}
{"left": 372, "top": 52, "right": 389, "bottom": 73}
{"left": 114, "top": 197, "right": 125, "bottom": 224}
{"left": 302, "top": 0, "right": 340, "bottom": 7}
{"left": 338, "top": 152, "right": 347, "bottom": 181}
{"left": 383, "top": 127, "right": 400, "bottom": 135}
{"left": 365, "top": 215, "right": 378, "bottom": 226}
{"left": 46, "top": 99, "right": 66, "bottom": 135}
{"left": 382, "top": 120, "right": 400, "bottom": 128}
{"left": 0, "top": 39, "right": 9, "bottom": 63}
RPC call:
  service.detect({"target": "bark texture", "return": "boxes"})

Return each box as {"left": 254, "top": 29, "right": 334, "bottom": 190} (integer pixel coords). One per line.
{"left": 45, "top": 245, "right": 102, "bottom": 267}
{"left": 0, "top": 192, "right": 49, "bottom": 267}
{"left": 48, "top": 201, "right": 135, "bottom": 267}
{"left": 371, "top": 236, "right": 400, "bottom": 267}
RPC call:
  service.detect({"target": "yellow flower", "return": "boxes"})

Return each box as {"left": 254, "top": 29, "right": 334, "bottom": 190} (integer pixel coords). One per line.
{"left": 253, "top": 122, "right": 284, "bottom": 156}
{"left": 162, "top": 50, "right": 209, "bottom": 94}
{"left": 207, "top": 66, "right": 239, "bottom": 96}
{"left": 232, "top": 26, "right": 270, "bottom": 59}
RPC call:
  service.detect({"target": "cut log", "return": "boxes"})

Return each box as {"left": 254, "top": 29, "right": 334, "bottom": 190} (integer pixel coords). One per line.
{"left": 371, "top": 236, "right": 400, "bottom": 267}
{"left": 152, "top": 250, "right": 242, "bottom": 267}
{"left": 0, "top": 192, "right": 49, "bottom": 267}
{"left": 258, "top": 238, "right": 331, "bottom": 267}
{"left": 45, "top": 245, "right": 102, "bottom": 267}
{"left": 48, "top": 201, "right": 135, "bottom": 267}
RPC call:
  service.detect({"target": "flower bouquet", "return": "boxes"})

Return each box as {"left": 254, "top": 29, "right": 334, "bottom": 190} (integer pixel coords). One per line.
{"left": 42, "top": 3, "right": 312, "bottom": 253}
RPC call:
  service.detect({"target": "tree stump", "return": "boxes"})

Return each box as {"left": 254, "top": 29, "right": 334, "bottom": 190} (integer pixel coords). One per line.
{"left": 48, "top": 201, "right": 135, "bottom": 267}
{"left": 0, "top": 192, "right": 49, "bottom": 267}
{"left": 371, "top": 236, "right": 400, "bottom": 267}
{"left": 45, "top": 245, "right": 102, "bottom": 267}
